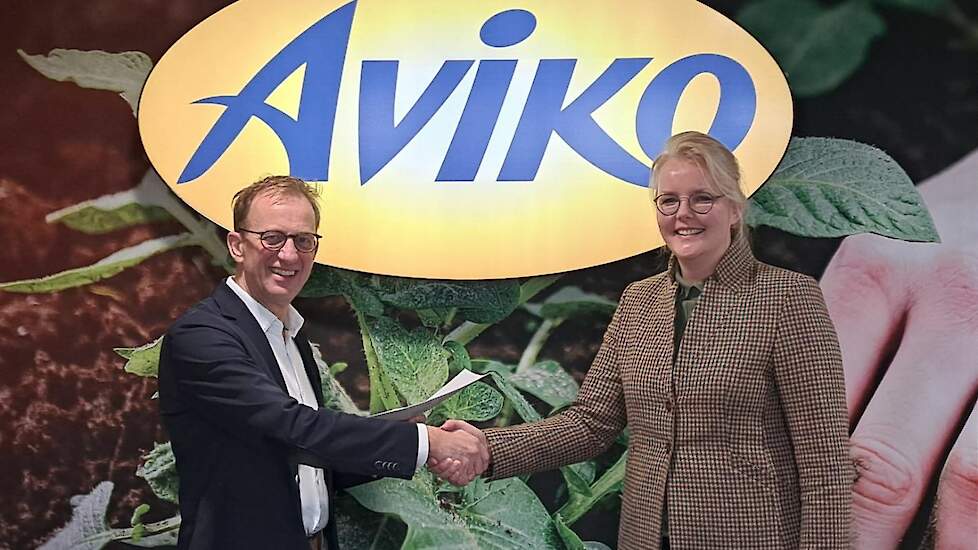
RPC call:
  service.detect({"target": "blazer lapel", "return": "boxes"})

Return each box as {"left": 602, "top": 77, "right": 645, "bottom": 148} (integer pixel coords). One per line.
{"left": 212, "top": 282, "right": 289, "bottom": 393}
{"left": 630, "top": 276, "right": 677, "bottom": 395}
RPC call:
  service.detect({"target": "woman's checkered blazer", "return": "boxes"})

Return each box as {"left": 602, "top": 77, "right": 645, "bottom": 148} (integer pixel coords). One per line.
{"left": 485, "top": 240, "right": 853, "bottom": 549}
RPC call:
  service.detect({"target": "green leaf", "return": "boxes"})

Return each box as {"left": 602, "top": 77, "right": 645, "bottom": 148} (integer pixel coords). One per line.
{"left": 510, "top": 360, "right": 580, "bottom": 410}
{"left": 553, "top": 514, "right": 612, "bottom": 550}
{"left": 556, "top": 451, "right": 628, "bottom": 526}
{"left": 490, "top": 372, "right": 543, "bottom": 423}
{"left": 430, "top": 381, "right": 503, "bottom": 424}
{"left": 130, "top": 504, "right": 151, "bottom": 528}
{"left": 310, "top": 342, "right": 363, "bottom": 415}
{"left": 39, "top": 481, "right": 116, "bottom": 550}
{"left": 368, "top": 318, "right": 449, "bottom": 406}
{"left": 300, "top": 266, "right": 385, "bottom": 316}
{"left": 0, "top": 234, "right": 194, "bottom": 293}
{"left": 380, "top": 279, "right": 521, "bottom": 324}
{"left": 444, "top": 340, "right": 471, "bottom": 376}
{"left": 349, "top": 473, "right": 562, "bottom": 550}
{"left": 129, "top": 504, "right": 150, "bottom": 542}
{"left": 471, "top": 359, "right": 514, "bottom": 376}
{"left": 136, "top": 442, "right": 179, "bottom": 504}
{"left": 747, "top": 138, "right": 940, "bottom": 241}
{"left": 334, "top": 494, "right": 405, "bottom": 550}
{"left": 115, "top": 337, "right": 162, "bottom": 378}
{"left": 873, "top": 0, "right": 947, "bottom": 14}
{"left": 299, "top": 264, "right": 347, "bottom": 297}
{"left": 48, "top": 203, "right": 171, "bottom": 234}
{"left": 738, "top": 0, "right": 885, "bottom": 96}
{"left": 416, "top": 307, "right": 452, "bottom": 328}
{"left": 18, "top": 49, "right": 152, "bottom": 114}
{"left": 561, "top": 461, "right": 597, "bottom": 497}
{"left": 528, "top": 287, "right": 617, "bottom": 320}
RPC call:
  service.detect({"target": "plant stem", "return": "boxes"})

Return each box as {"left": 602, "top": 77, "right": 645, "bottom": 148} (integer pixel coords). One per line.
{"left": 555, "top": 450, "right": 628, "bottom": 526}
{"left": 111, "top": 514, "right": 182, "bottom": 544}
{"left": 356, "top": 310, "right": 400, "bottom": 413}
{"left": 516, "top": 317, "right": 564, "bottom": 373}
{"left": 444, "top": 274, "right": 562, "bottom": 346}
{"left": 141, "top": 170, "right": 232, "bottom": 270}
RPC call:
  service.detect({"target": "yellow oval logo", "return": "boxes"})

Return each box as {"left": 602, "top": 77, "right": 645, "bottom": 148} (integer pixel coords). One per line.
{"left": 139, "top": 0, "right": 791, "bottom": 279}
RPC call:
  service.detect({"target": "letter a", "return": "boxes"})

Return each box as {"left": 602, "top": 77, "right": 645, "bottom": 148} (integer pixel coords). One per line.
{"left": 177, "top": 2, "right": 357, "bottom": 184}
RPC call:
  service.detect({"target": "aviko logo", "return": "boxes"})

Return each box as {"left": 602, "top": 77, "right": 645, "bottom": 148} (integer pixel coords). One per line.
{"left": 139, "top": 0, "right": 792, "bottom": 279}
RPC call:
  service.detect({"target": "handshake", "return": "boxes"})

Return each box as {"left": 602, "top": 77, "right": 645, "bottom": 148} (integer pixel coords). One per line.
{"left": 424, "top": 420, "right": 490, "bottom": 485}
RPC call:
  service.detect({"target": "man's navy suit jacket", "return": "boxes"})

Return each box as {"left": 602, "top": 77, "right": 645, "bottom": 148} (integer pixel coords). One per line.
{"left": 158, "top": 282, "right": 418, "bottom": 550}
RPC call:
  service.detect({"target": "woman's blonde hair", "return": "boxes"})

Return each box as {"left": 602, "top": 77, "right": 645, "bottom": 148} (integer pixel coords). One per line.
{"left": 648, "top": 131, "right": 749, "bottom": 245}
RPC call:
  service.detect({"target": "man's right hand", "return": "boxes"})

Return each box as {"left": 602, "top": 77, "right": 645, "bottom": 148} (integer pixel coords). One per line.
{"left": 425, "top": 421, "right": 489, "bottom": 486}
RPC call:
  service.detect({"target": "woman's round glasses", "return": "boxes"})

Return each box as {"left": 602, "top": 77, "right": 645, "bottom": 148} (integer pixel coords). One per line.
{"left": 238, "top": 228, "right": 321, "bottom": 253}
{"left": 653, "top": 192, "right": 720, "bottom": 216}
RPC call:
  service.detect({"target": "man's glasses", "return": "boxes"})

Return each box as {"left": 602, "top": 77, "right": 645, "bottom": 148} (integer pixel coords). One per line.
{"left": 238, "top": 228, "right": 321, "bottom": 253}
{"left": 653, "top": 192, "right": 720, "bottom": 216}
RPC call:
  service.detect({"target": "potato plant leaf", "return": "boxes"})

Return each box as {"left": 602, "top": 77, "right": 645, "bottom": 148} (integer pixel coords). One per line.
{"left": 429, "top": 381, "right": 503, "bottom": 424}
{"left": 553, "top": 514, "right": 612, "bottom": 550}
{"left": 444, "top": 340, "right": 471, "bottom": 376}
{"left": 368, "top": 318, "right": 449, "bottom": 405}
{"left": 489, "top": 372, "right": 542, "bottom": 423}
{"left": 310, "top": 343, "right": 364, "bottom": 415}
{"left": 747, "top": 138, "right": 939, "bottom": 241}
{"left": 51, "top": 203, "right": 171, "bottom": 234}
{"left": 334, "top": 495, "right": 404, "bottom": 550}
{"left": 528, "top": 287, "right": 617, "bottom": 320}
{"left": 300, "top": 266, "right": 385, "bottom": 317}
{"left": 557, "top": 451, "right": 628, "bottom": 526}
{"left": 349, "top": 473, "right": 562, "bottom": 549}
{"left": 510, "top": 360, "right": 580, "bottom": 410}
{"left": 738, "top": 0, "right": 885, "bottom": 96}
{"left": 136, "top": 442, "right": 179, "bottom": 504}
{"left": 115, "top": 337, "right": 162, "bottom": 378}
{"left": 38, "top": 481, "right": 116, "bottom": 550}
{"left": 18, "top": 49, "right": 152, "bottom": 114}
{"left": 0, "top": 234, "right": 194, "bottom": 293}
{"left": 379, "top": 279, "right": 521, "bottom": 324}
{"left": 45, "top": 174, "right": 180, "bottom": 234}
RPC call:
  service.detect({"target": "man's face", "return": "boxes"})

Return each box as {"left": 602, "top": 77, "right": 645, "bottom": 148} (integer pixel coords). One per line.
{"left": 227, "top": 192, "right": 318, "bottom": 318}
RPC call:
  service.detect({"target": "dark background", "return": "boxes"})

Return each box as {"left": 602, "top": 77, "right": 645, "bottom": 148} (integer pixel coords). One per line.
{"left": 0, "top": 1, "right": 975, "bottom": 548}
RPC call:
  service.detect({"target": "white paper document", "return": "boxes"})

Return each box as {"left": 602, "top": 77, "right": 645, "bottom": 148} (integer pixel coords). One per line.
{"left": 371, "top": 369, "right": 488, "bottom": 421}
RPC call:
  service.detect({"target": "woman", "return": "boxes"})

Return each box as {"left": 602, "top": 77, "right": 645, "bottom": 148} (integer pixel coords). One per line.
{"left": 436, "top": 131, "right": 853, "bottom": 549}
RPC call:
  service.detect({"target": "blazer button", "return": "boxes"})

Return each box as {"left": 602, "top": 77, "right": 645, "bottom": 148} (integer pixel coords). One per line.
{"left": 665, "top": 398, "right": 673, "bottom": 413}
{"left": 374, "top": 460, "right": 384, "bottom": 470}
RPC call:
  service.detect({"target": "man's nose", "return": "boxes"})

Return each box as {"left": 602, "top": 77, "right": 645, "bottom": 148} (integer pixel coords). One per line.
{"left": 276, "top": 238, "right": 301, "bottom": 259}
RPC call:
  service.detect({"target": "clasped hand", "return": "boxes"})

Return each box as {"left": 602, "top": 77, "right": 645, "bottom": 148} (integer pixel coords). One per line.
{"left": 425, "top": 420, "right": 489, "bottom": 486}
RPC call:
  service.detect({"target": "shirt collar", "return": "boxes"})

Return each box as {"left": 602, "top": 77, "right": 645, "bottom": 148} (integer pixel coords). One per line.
{"left": 667, "top": 237, "right": 755, "bottom": 293}
{"left": 225, "top": 277, "right": 305, "bottom": 335}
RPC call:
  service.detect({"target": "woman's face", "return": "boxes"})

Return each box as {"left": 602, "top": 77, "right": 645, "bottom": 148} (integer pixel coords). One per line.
{"left": 655, "top": 158, "right": 740, "bottom": 264}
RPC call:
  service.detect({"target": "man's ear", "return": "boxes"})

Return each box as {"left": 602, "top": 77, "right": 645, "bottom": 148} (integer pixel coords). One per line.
{"left": 227, "top": 231, "right": 245, "bottom": 264}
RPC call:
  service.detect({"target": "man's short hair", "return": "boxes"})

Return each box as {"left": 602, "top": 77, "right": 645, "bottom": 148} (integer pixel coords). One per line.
{"left": 231, "top": 175, "right": 321, "bottom": 230}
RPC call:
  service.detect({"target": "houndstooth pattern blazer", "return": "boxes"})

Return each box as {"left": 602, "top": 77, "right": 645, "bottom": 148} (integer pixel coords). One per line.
{"left": 485, "top": 240, "right": 853, "bottom": 549}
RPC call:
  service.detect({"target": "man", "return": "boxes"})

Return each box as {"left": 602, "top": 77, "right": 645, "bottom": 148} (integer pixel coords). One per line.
{"left": 159, "top": 176, "right": 486, "bottom": 550}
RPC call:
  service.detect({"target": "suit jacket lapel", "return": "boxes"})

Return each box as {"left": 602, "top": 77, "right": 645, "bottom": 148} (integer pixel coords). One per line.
{"left": 212, "top": 282, "right": 289, "bottom": 393}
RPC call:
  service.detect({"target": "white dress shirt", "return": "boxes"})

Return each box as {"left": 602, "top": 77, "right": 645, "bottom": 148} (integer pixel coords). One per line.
{"left": 226, "top": 278, "right": 428, "bottom": 536}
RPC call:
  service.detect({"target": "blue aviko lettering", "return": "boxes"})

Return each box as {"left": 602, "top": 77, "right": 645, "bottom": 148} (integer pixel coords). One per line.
{"left": 179, "top": 2, "right": 757, "bottom": 187}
